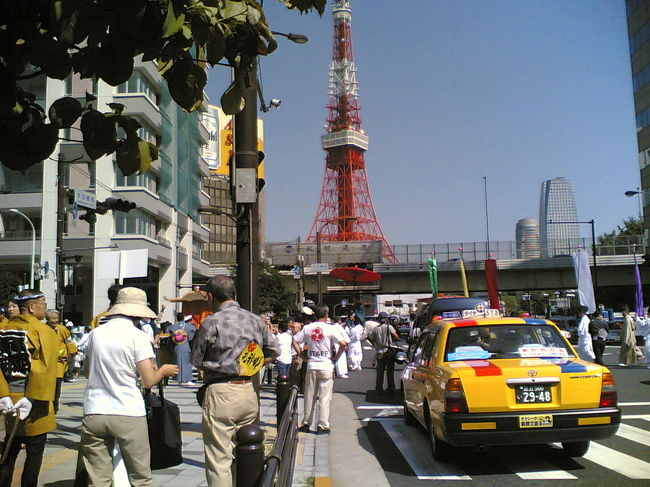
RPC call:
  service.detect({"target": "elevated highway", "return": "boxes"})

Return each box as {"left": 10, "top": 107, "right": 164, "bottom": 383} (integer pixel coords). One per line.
{"left": 289, "top": 254, "right": 646, "bottom": 296}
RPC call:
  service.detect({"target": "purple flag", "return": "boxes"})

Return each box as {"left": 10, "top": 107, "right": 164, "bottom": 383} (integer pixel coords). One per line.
{"left": 634, "top": 252, "right": 644, "bottom": 317}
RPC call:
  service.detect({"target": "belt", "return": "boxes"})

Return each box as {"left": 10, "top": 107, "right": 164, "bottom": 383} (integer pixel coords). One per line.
{"left": 206, "top": 376, "right": 252, "bottom": 385}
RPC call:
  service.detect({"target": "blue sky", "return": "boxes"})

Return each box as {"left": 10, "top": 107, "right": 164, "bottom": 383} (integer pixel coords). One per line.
{"left": 206, "top": 0, "right": 640, "bottom": 246}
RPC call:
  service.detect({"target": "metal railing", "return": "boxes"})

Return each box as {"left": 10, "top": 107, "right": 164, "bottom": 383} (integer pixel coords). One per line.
{"left": 390, "top": 236, "right": 646, "bottom": 264}
{"left": 260, "top": 383, "right": 300, "bottom": 487}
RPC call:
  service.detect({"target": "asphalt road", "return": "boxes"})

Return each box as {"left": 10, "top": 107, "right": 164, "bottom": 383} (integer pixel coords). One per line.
{"left": 334, "top": 340, "right": 650, "bottom": 487}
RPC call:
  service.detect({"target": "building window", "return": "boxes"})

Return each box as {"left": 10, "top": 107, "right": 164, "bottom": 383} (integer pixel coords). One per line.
{"left": 114, "top": 210, "right": 156, "bottom": 238}
{"left": 115, "top": 167, "right": 159, "bottom": 192}
{"left": 117, "top": 71, "right": 158, "bottom": 105}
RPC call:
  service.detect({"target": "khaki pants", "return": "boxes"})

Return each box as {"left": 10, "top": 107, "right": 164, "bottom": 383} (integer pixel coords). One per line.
{"left": 202, "top": 382, "right": 258, "bottom": 487}
{"left": 303, "top": 368, "right": 334, "bottom": 429}
{"left": 80, "top": 414, "right": 152, "bottom": 487}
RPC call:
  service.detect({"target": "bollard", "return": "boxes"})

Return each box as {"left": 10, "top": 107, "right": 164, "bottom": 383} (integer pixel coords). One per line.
{"left": 235, "top": 424, "right": 265, "bottom": 487}
{"left": 276, "top": 374, "right": 290, "bottom": 424}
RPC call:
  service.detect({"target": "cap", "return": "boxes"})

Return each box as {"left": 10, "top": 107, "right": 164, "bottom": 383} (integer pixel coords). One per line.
{"left": 301, "top": 306, "right": 314, "bottom": 316}
{"left": 378, "top": 311, "right": 389, "bottom": 320}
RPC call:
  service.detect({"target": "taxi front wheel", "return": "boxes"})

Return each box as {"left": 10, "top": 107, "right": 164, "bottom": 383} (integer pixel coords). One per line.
{"left": 562, "top": 441, "right": 590, "bottom": 457}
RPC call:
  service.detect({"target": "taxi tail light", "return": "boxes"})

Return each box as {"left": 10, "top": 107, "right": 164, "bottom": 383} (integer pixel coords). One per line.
{"left": 599, "top": 372, "right": 618, "bottom": 408}
{"left": 445, "top": 378, "right": 468, "bottom": 414}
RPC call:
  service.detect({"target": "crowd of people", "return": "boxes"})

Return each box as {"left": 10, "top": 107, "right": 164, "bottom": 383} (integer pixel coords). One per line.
{"left": 0, "top": 279, "right": 395, "bottom": 487}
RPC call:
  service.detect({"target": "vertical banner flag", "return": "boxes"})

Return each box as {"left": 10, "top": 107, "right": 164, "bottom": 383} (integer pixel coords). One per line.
{"left": 428, "top": 257, "right": 438, "bottom": 297}
{"left": 572, "top": 250, "right": 596, "bottom": 313}
{"left": 484, "top": 259, "right": 500, "bottom": 310}
{"left": 634, "top": 252, "right": 645, "bottom": 317}
{"left": 459, "top": 257, "right": 469, "bottom": 297}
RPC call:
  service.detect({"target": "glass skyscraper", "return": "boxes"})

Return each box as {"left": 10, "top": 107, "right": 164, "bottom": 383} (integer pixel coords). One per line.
{"left": 539, "top": 177, "right": 580, "bottom": 257}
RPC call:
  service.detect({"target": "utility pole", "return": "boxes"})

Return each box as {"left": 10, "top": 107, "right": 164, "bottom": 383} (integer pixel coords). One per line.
{"left": 56, "top": 154, "right": 66, "bottom": 309}
{"left": 233, "top": 60, "right": 260, "bottom": 313}
{"left": 316, "top": 231, "right": 322, "bottom": 305}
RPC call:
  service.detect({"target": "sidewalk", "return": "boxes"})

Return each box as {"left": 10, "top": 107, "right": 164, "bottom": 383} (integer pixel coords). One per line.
{"left": 2, "top": 379, "right": 334, "bottom": 486}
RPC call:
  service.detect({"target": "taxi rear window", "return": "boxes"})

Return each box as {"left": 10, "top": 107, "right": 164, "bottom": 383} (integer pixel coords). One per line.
{"left": 444, "top": 324, "right": 574, "bottom": 362}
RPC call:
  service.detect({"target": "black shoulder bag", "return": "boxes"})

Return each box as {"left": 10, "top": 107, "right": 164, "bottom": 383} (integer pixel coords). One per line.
{"left": 144, "top": 382, "right": 183, "bottom": 470}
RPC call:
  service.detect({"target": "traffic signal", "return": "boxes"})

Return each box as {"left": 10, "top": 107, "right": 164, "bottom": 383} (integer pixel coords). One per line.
{"left": 79, "top": 211, "right": 97, "bottom": 224}
{"left": 96, "top": 197, "right": 136, "bottom": 214}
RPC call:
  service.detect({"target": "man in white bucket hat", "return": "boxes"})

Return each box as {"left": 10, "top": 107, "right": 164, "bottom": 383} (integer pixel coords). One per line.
{"left": 80, "top": 287, "right": 179, "bottom": 486}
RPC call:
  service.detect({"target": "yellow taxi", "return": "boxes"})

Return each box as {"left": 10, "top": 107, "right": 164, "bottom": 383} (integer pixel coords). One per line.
{"left": 401, "top": 313, "right": 621, "bottom": 459}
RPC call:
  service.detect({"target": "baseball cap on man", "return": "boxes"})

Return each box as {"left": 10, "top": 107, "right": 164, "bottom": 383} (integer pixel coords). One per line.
{"left": 378, "top": 311, "right": 389, "bottom": 321}
{"left": 106, "top": 287, "right": 157, "bottom": 319}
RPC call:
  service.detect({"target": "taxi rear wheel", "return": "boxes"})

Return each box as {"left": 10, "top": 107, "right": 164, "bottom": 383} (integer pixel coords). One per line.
{"left": 424, "top": 406, "right": 453, "bottom": 461}
{"left": 561, "top": 441, "right": 590, "bottom": 457}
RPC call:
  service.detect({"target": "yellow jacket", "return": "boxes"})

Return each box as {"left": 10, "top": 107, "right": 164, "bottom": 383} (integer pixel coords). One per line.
{"left": 90, "top": 311, "right": 109, "bottom": 329}
{"left": 51, "top": 323, "right": 77, "bottom": 378}
{"left": 2, "top": 314, "right": 59, "bottom": 436}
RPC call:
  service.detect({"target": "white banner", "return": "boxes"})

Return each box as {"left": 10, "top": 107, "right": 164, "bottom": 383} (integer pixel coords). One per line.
{"left": 572, "top": 251, "right": 596, "bottom": 313}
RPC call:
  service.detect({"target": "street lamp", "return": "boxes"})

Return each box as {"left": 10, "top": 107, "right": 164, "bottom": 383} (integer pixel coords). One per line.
{"left": 271, "top": 32, "right": 309, "bottom": 44}
{"left": 547, "top": 219, "right": 599, "bottom": 302}
{"left": 625, "top": 188, "right": 644, "bottom": 220}
{"left": 9, "top": 209, "right": 36, "bottom": 289}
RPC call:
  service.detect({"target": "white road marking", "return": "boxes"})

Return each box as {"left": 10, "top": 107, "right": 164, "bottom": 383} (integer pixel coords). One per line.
{"left": 617, "top": 423, "right": 650, "bottom": 447}
{"left": 619, "top": 402, "right": 650, "bottom": 406}
{"left": 363, "top": 346, "right": 373, "bottom": 350}
{"left": 378, "top": 419, "right": 471, "bottom": 480}
{"left": 357, "top": 405, "right": 402, "bottom": 409}
{"left": 583, "top": 442, "right": 650, "bottom": 479}
{"left": 501, "top": 452, "right": 577, "bottom": 480}
{"left": 622, "top": 414, "right": 650, "bottom": 420}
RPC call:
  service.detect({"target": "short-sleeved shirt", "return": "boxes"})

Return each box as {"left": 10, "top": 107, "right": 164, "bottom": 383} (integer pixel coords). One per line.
{"left": 293, "top": 321, "right": 342, "bottom": 371}
{"left": 276, "top": 331, "right": 293, "bottom": 365}
{"left": 370, "top": 323, "right": 397, "bottom": 353}
{"left": 83, "top": 316, "right": 155, "bottom": 416}
{"left": 191, "top": 301, "right": 280, "bottom": 381}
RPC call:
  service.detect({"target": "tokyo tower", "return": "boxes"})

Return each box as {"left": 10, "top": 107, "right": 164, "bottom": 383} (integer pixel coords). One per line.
{"left": 306, "top": 0, "right": 397, "bottom": 263}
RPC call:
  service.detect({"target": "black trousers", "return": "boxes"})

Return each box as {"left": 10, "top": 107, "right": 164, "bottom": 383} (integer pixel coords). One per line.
{"left": 54, "top": 377, "right": 63, "bottom": 413}
{"left": 592, "top": 339, "right": 606, "bottom": 365}
{"left": 0, "top": 433, "right": 47, "bottom": 487}
{"left": 376, "top": 353, "right": 395, "bottom": 392}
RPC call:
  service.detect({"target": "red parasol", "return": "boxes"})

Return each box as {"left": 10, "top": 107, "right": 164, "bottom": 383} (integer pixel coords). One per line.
{"left": 330, "top": 266, "right": 381, "bottom": 284}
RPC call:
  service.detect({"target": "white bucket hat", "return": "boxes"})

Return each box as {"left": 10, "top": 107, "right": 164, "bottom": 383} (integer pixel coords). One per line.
{"left": 106, "top": 287, "right": 157, "bottom": 319}
{"left": 301, "top": 306, "right": 314, "bottom": 316}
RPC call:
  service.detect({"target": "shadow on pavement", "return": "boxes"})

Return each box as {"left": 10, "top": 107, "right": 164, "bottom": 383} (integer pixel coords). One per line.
{"left": 44, "top": 480, "right": 74, "bottom": 486}
{"left": 364, "top": 389, "right": 401, "bottom": 405}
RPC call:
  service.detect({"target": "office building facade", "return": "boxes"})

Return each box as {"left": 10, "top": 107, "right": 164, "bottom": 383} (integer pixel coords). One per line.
{"left": 627, "top": 0, "right": 650, "bottom": 246}
{"left": 539, "top": 177, "right": 580, "bottom": 257}
{"left": 515, "top": 218, "right": 541, "bottom": 259}
{"left": 0, "top": 58, "right": 213, "bottom": 324}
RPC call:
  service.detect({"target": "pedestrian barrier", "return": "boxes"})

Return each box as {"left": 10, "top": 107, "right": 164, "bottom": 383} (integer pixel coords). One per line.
{"left": 259, "top": 383, "right": 300, "bottom": 487}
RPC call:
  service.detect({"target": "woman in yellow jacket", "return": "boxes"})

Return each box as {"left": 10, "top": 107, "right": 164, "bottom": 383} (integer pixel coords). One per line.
{"left": 0, "top": 290, "right": 59, "bottom": 487}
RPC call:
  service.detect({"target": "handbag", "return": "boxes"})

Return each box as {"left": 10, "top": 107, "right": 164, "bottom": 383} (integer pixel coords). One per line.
{"left": 144, "top": 382, "right": 183, "bottom": 470}
{"left": 634, "top": 345, "right": 645, "bottom": 360}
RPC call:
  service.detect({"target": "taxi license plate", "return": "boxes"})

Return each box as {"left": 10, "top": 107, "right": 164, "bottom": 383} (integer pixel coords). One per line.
{"left": 515, "top": 384, "right": 551, "bottom": 404}
{"left": 519, "top": 414, "right": 553, "bottom": 428}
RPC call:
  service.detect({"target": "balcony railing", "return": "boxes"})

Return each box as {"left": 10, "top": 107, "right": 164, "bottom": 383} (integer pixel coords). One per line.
{"left": 0, "top": 230, "right": 41, "bottom": 240}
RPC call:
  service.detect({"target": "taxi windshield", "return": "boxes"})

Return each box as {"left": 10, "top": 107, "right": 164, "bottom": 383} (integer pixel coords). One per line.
{"left": 444, "top": 324, "right": 574, "bottom": 361}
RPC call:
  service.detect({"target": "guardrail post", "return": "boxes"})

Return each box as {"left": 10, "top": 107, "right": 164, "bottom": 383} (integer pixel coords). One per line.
{"left": 276, "top": 374, "right": 290, "bottom": 425}
{"left": 235, "top": 424, "right": 265, "bottom": 487}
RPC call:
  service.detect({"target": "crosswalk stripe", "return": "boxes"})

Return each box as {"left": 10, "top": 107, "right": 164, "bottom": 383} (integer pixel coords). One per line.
{"left": 378, "top": 419, "right": 471, "bottom": 480}
{"left": 499, "top": 451, "right": 577, "bottom": 480}
{"left": 583, "top": 442, "right": 650, "bottom": 479}
{"left": 616, "top": 423, "right": 650, "bottom": 447}
{"left": 619, "top": 402, "right": 650, "bottom": 406}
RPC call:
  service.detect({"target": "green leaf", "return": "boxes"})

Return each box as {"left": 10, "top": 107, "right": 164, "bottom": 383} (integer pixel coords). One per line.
{"left": 96, "top": 43, "right": 135, "bottom": 86}
{"left": 164, "top": 57, "right": 207, "bottom": 112}
{"left": 220, "top": 79, "right": 244, "bottom": 115}
{"left": 206, "top": 26, "right": 226, "bottom": 65}
{"left": 162, "top": 0, "right": 186, "bottom": 38}
{"left": 28, "top": 35, "right": 72, "bottom": 80}
{"left": 80, "top": 109, "right": 117, "bottom": 160}
{"left": 108, "top": 103, "right": 127, "bottom": 115}
{"left": 48, "top": 97, "right": 83, "bottom": 128}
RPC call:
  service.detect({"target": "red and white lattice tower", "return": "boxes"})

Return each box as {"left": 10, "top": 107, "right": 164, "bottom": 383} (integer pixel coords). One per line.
{"left": 306, "top": 0, "right": 397, "bottom": 263}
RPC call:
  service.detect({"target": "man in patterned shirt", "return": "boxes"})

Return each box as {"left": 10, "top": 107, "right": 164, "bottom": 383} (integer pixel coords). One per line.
{"left": 192, "top": 276, "right": 280, "bottom": 487}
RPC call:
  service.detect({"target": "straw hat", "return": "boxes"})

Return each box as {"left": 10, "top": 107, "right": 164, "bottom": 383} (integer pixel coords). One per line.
{"left": 106, "top": 287, "right": 157, "bottom": 319}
